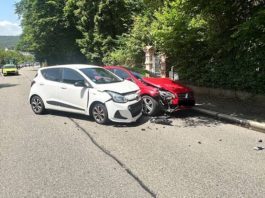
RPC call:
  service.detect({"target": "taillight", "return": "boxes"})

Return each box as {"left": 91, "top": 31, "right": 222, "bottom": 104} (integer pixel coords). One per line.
{"left": 31, "top": 80, "right": 36, "bottom": 87}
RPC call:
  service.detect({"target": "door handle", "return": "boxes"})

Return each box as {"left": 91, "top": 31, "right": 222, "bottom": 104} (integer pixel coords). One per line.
{"left": 61, "top": 87, "right": 67, "bottom": 89}
{"left": 39, "top": 83, "right": 44, "bottom": 86}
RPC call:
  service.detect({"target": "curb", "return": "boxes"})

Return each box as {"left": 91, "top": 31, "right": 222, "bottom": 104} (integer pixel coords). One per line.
{"left": 193, "top": 107, "right": 265, "bottom": 133}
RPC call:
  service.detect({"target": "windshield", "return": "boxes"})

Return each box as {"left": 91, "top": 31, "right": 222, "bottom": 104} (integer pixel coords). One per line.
{"left": 130, "top": 69, "right": 158, "bottom": 79}
{"left": 4, "top": 65, "right": 16, "bottom": 69}
{"left": 131, "top": 71, "right": 143, "bottom": 80}
{"left": 80, "top": 67, "right": 122, "bottom": 84}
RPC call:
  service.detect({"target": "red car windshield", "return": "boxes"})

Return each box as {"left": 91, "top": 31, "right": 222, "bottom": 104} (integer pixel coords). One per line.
{"left": 131, "top": 71, "right": 143, "bottom": 80}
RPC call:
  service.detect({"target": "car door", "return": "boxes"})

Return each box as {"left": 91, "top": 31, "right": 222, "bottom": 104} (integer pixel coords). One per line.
{"left": 40, "top": 68, "right": 62, "bottom": 107}
{"left": 57, "top": 68, "right": 89, "bottom": 113}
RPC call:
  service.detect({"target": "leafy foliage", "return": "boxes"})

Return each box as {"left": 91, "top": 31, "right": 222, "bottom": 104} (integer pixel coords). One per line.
{"left": 107, "top": 0, "right": 265, "bottom": 94}
{"left": 65, "top": 0, "right": 142, "bottom": 65}
{"left": 0, "top": 36, "right": 20, "bottom": 50}
{"left": 0, "top": 50, "right": 34, "bottom": 65}
{"left": 16, "top": 0, "right": 265, "bottom": 93}
{"left": 16, "top": 0, "right": 86, "bottom": 65}
{"left": 103, "top": 15, "right": 153, "bottom": 66}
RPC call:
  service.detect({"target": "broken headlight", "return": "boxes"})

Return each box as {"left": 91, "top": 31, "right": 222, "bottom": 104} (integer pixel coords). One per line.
{"left": 159, "top": 90, "right": 175, "bottom": 99}
{"left": 106, "top": 91, "right": 127, "bottom": 103}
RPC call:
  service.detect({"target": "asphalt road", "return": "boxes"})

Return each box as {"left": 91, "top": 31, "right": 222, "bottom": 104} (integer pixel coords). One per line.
{"left": 1, "top": 67, "right": 265, "bottom": 198}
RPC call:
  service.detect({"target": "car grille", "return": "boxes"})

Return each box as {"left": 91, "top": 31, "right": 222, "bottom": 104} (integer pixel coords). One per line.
{"left": 128, "top": 100, "right": 143, "bottom": 117}
{"left": 178, "top": 92, "right": 194, "bottom": 99}
{"left": 178, "top": 99, "right": 195, "bottom": 106}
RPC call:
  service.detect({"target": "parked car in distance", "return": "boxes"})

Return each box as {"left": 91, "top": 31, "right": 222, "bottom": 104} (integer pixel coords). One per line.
{"left": 29, "top": 65, "right": 142, "bottom": 124}
{"left": 2, "top": 64, "right": 19, "bottom": 76}
{"left": 105, "top": 66, "right": 195, "bottom": 116}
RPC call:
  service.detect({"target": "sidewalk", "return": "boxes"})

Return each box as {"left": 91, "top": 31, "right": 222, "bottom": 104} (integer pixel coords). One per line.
{"left": 193, "top": 94, "right": 265, "bottom": 132}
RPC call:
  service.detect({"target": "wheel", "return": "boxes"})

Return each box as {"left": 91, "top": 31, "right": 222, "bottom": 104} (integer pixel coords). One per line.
{"left": 30, "top": 95, "right": 45, "bottom": 114}
{"left": 142, "top": 95, "right": 159, "bottom": 116}
{"left": 91, "top": 103, "right": 109, "bottom": 124}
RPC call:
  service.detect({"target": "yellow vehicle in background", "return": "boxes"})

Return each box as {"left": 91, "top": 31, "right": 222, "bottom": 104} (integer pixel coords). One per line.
{"left": 2, "top": 64, "right": 19, "bottom": 76}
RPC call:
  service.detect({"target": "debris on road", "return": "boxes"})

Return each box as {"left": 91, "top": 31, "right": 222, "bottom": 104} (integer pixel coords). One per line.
{"left": 150, "top": 116, "right": 172, "bottom": 125}
{"left": 141, "top": 128, "right": 146, "bottom": 131}
{"left": 198, "top": 141, "right": 202, "bottom": 144}
{"left": 258, "top": 139, "right": 263, "bottom": 143}
{"left": 253, "top": 146, "right": 265, "bottom": 151}
{"left": 219, "top": 139, "right": 222, "bottom": 142}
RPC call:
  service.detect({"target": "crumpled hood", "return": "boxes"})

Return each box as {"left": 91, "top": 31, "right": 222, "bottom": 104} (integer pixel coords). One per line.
{"left": 95, "top": 80, "right": 139, "bottom": 94}
{"left": 142, "top": 77, "right": 192, "bottom": 93}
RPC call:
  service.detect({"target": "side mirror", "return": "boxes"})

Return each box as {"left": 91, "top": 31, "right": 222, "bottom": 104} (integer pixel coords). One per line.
{"left": 74, "top": 80, "right": 92, "bottom": 88}
{"left": 74, "top": 80, "right": 86, "bottom": 87}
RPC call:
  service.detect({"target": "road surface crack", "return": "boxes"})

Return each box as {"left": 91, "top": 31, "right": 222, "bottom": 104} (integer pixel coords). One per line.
{"left": 69, "top": 118, "right": 156, "bottom": 198}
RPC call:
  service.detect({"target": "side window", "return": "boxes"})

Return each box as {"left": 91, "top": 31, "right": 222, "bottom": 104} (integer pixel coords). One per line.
{"left": 114, "top": 69, "right": 130, "bottom": 80}
{"left": 62, "top": 68, "right": 85, "bottom": 84}
{"left": 41, "top": 68, "right": 62, "bottom": 82}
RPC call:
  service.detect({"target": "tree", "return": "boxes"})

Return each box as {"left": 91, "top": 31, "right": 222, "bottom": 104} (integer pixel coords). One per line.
{"left": 103, "top": 15, "right": 153, "bottom": 66}
{"left": 16, "top": 0, "right": 86, "bottom": 65}
{"left": 66, "top": 0, "right": 143, "bottom": 65}
{"left": 0, "top": 50, "right": 34, "bottom": 65}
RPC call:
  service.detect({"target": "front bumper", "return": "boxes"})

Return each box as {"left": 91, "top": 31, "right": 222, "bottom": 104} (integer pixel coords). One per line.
{"left": 105, "top": 99, "right": 143, "bottom": 123}
{"left": 3, "top": 70, "right": 18, "bottom": 75}
{"left": 160, "top": 95, "right": 195, "bottom": 112}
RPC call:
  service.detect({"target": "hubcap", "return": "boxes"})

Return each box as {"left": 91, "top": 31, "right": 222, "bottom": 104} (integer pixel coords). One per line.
{"left": 93, "top": 106, "right": 105, "bottom": 122}
{"left": 32, "top": 97, "right": 42, "bottom": 113}
{"left": 143, "top": 97, "right": 153, "bottom": 114}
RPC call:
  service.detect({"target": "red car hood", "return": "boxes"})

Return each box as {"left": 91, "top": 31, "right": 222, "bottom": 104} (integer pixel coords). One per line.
{"left": 142, "top": 77, "right": 191, "bottom": 93}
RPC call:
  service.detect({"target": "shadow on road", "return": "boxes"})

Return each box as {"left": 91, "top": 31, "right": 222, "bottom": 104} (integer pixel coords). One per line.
{"left": 111, "top": 115, "right": 150, "bottom": 128}
{"left": 47, "top": 110, "right": 92, "bottom": 121}
{"left": 44, "top": 109, "right": 222, "bottom": 128}
{"left": 171, "top": 109, "right": 223, "bottom": 128}
{"left": 46, "top": 110, "right": 150, "bottom": 127}
{"left": 0, "top": 83, "right": 18, "bottom": 89}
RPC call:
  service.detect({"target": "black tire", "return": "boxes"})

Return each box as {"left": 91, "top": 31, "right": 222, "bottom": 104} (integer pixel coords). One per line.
{"left": 142, "top": 95, "right": 160, "bottom": 116}
{"left": 91, "top": 103, "right": 109, "bottom": 124}
{"left": 30, "top": 95, "right": 45, "bottom": 114}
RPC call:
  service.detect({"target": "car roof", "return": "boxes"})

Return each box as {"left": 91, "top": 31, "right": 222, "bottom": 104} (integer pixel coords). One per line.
{"left": 105, "top": 65, "right": 125, "bottom": 69}
{"left": 40, "top": 64, "right": 102, "bottom": 70}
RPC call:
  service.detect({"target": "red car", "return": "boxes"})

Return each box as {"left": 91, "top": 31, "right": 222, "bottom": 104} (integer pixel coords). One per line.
{"left": 105, "top": 66, "right": 195, "bottom": 116}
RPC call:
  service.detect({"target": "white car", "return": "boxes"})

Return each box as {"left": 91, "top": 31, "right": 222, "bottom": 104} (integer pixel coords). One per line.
{"left": 29, "top": 64, "right": 142, "bottom": 124}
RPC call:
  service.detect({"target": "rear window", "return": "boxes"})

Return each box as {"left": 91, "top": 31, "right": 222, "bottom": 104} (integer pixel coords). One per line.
{"left": 41, "top": 68, "right": 62, "bottom": 82}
